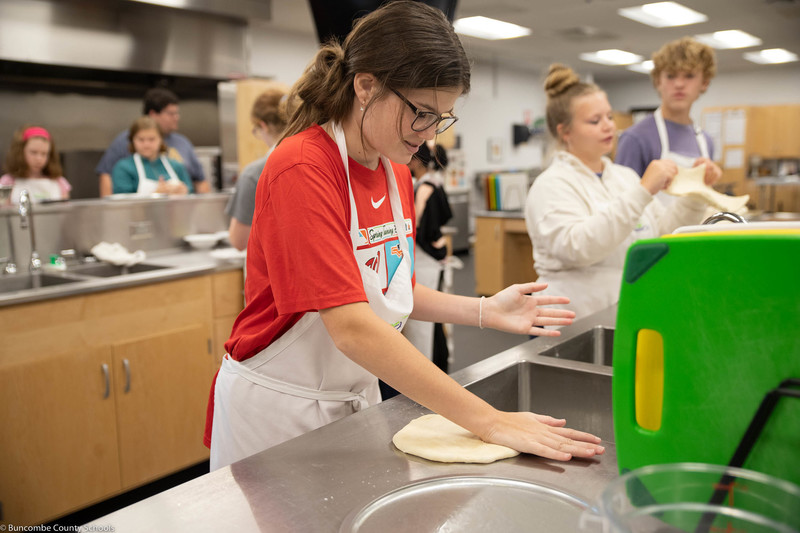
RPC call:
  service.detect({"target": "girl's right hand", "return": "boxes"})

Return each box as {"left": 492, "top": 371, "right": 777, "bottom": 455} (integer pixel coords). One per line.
{"left": 480, "top": 410, "right": 605, "bottom": 461}
{"left": 640, "top": 159, "right": 678, "bottom": 195}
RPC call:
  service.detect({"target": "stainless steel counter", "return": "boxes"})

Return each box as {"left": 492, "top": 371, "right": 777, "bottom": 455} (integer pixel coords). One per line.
{"left": 0, "top": 247, "right": 243, "bottom": 307}
{"left": 84, "top": 308, "right": 619, "bottom": 533}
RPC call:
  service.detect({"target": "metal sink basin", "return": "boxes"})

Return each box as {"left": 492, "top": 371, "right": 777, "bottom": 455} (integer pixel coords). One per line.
{"left": 0, "top": 273, "right": 83, "bottom": 293}
{"left": 540, "top": 326, "right": 614, "bottom": 366}
{"left": 465, "top": 357, "right": 613, "bottom": 440}
{"left": 66, "top": 262, "right": 171, "bottom": 277}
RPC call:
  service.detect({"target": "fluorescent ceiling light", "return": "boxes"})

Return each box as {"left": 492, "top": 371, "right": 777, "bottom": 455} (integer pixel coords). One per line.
{"left": 618, "top": 2, "right": 707, "bottom": 28}
{"left": 744, "top": 48, "right": 799, "bottom": 64}
{"left": 695, "top": 30, "right": 762, "bottom": 49}
{"left": 627, "top": 60, "right": 655, "bottom": 74}
{"left": 580, "top": 49, "right": 644, "bottom": 66}
{"left": 453, "top": 16, "right": 532, "bottom": 40}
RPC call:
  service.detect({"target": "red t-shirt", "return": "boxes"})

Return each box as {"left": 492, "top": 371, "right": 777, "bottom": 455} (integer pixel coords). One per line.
{"left": 204, "top": 125, "right": 416, "bottom": 447}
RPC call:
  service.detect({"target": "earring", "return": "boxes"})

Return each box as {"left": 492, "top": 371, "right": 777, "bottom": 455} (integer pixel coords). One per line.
{"left": 360, "top": 102, "right": 365, "bottom": 112}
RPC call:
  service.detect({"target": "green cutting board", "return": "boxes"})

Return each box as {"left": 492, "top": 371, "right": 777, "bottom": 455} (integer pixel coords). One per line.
{"left": 613, "top": 230, "right": 800, "bottom": 486}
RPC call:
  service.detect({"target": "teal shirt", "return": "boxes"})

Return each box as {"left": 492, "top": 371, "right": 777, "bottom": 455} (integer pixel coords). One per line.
{"left": 111, "top": 155, "right": 194, "bottom": 194}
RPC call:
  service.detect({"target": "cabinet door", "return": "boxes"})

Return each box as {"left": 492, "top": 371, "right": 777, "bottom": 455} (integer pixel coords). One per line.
{"left": 0, "top": 347, "right": 120, "bottom": 525}
{"left": 474, "top": 217, "right": 504, "bottom": 296}
{"left": 112, "top": 324, "right": 214, "bottom": 489}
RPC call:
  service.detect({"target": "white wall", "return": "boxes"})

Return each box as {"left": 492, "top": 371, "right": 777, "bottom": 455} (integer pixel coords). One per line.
{"left": 457, "top": 62, "right": 547, "bottom": 178}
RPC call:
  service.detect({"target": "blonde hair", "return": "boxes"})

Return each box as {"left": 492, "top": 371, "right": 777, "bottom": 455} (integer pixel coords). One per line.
{"left": 544, "top": 64, "right": 602, "bottom": 144}
{"left": 650, "top": 37, "right": 716, "bottom": 87}
{"left": 251, "top": 83, "right": 290, "bottom": 133}
{"left": 279, "top": 0, "right": 470, "bottom": 144}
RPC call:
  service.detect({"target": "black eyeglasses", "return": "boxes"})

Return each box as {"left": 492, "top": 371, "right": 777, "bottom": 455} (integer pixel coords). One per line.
{"left": 390, "top": 88, "right": 458, "bottom": 134}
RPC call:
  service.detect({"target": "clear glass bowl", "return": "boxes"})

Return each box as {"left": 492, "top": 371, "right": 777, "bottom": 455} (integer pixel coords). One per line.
{"left": 598, "top": 463, "right": 800, "bottom": 533}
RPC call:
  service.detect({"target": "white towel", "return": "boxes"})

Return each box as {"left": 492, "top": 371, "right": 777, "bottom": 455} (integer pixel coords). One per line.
{"left": 90, "top": 242, "right": 146, "bottom": 266}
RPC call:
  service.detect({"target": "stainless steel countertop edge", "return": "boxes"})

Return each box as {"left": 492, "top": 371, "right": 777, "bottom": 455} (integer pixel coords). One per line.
{"left": 0, "top": 248, "right": 244, "bottom": 306}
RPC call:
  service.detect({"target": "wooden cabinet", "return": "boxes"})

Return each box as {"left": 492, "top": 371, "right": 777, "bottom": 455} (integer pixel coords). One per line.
{"left": 0, "top": 273, "right": 235, "bottom": 525}
{"left": 0, "top": 346, "right": 120, "bottom": 526}
{"left": 702, "top": 104, "right": 800, "bottom": 204}
{"left": 211, "top": 270, "right": 245, "bottom": 367}
{"left": 113, "top": 324, "right": 214, "bottom": 489}
{"left": 474, "top": 216, "right": 537, "bottom": 296}
{"left": 747, "top": 105, "right": 800, "bottom": 158}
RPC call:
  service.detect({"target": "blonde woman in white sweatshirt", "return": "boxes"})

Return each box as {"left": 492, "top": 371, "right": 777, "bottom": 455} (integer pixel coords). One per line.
{"left": 524, "top": 64, "right": 713, "bottom": 319}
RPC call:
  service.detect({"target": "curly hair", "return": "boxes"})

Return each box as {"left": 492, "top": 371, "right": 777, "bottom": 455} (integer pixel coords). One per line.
{"left": 650, "top": 37, "right": 716, "bottom": 87}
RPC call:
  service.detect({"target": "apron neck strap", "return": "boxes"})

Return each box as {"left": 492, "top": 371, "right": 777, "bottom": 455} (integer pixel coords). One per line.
{"left": 654, "top": 107, "right": 709, "bottom": 160}
{"left": 330, "top": 122, "right": 410, "bottom": 257}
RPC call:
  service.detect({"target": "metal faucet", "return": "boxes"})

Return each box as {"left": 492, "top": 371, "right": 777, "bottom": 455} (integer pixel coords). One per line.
{"left": 18, "top": 190, "right": 42, "bottom": 273}
{"left": 702, "top": 211, "right": 747, "bottom": 225}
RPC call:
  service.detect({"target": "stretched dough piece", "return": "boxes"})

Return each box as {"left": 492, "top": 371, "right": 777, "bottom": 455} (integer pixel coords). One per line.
{"left": 665, "top": 165, "right": 749, "bottom": 213}
{"left": 392, "top": 414, "right": 520, "bottom": 463}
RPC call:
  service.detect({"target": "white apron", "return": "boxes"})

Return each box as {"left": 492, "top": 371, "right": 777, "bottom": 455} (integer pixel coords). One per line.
{"left": 210, "top": 123, "right": 414, "bottom": 470}
{"left": 654, "top": 107, "right": 709, "bottom": 206}
{"left": 133, "top": 153, "right": 182, "bottom": 195}
{"left": 10, "top": 178, "right": 62, "bottom": 203}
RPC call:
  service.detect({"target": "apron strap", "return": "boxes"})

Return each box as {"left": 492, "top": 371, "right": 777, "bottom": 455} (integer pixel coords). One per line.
{"left": 330, "top": 122, "right": 410, "bottom": 258}
{"left": 159, "top": 155, "right": 182, "bottom": 183}
{"left": 221, "top": 354, "right": 369, "bottom": 412}
{"left": 655, "top": 107, "right": 710, "bottom": 161}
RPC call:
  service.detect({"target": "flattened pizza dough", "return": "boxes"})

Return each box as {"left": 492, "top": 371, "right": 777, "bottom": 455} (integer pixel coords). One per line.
{"left": 665, "top": 164, "right": 749, "bottom": 213}
{"left": 392, "top": 414, "right": 520, "bottom": 463}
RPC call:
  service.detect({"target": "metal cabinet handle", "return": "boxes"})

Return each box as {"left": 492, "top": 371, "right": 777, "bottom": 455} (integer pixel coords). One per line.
{"left": 101, "top": 363, "right": 110, "bottom": 399}
{"left": 123, "top": 358, "right": 131, "bottom": 393}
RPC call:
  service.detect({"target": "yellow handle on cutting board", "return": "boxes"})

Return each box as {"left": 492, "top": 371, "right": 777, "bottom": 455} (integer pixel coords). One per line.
{"left": 635, "top": 329, "right": 664, "bottom": 431}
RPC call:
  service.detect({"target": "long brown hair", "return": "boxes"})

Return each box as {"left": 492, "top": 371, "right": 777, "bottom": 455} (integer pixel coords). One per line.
{"left": 544, "top": 64, "right": 602, "bottom": 146}
{"left": 280, "top": 0, "right": 470, "bottom": 143}
{"left": 2, "top": 125, "right": 63, "bottom": 179}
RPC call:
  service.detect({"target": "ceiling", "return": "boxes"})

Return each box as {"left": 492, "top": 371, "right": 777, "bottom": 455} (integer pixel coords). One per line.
{"left": 264, "top": 0, "right": 800, "bottom": 83}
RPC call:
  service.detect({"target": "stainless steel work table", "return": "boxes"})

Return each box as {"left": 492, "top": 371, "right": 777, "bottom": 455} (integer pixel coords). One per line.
{"left": 85, "top": 308, "right": 619, "bottom": 532}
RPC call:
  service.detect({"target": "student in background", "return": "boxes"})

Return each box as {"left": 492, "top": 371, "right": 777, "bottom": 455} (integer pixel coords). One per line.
{"left": 615, "top": 37, "right": 723, "bottom": 194}
{"left": 525, "top": 64, "right": 710, "bottom": 319}
{"left": 111, "top": 116, "right": 193, "bottom": 196}
{"left": 402, "top": 142, "right": 452, "bottom": 371}
{"left": 1, "top": 126, "right": 71, "bottom": 203}
{"left": 97, "top": 88, "right": 209, "bottom": 196}
{"left": 226, "top": 84, "right": 290, "bottom": 251}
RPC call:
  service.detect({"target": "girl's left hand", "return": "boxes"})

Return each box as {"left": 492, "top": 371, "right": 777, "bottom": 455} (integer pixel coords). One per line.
{"left": 693, "top": 157, "right": 723, "bottom": 186}
{"left": 483, "top": 282, "right": 575, "bottom": 337}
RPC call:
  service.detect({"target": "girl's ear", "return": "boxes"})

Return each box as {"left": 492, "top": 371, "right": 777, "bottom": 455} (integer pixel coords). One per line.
{"left": 353, "top": 73, "right": 378, "bottom": 108}
{"left": 556, "top": 123, "right": 569, "bottom": 145}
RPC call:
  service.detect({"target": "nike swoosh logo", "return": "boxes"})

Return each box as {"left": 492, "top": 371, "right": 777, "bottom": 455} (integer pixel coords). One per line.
{"left": 371, "top": 195, "right": 386, "bottom": 209}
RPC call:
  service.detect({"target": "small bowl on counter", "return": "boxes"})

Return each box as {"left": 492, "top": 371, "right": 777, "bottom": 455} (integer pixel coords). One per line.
{"left": 183, "top": 233, "right": 221, "bottom": 250}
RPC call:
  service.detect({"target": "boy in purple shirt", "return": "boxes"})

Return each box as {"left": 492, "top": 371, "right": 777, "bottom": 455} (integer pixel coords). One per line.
{"left": 616, "top": 37, "right": 723, "bottom": 187}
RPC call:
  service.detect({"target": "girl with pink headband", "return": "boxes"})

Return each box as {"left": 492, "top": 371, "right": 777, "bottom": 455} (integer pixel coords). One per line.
{"left": 1, "top": 125, "right": 71, "bottom": 203}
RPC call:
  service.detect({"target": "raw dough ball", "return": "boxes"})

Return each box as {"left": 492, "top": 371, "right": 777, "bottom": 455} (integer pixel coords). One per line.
{"left": 392, "top": 414, "right": 520, "bottom": 463}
